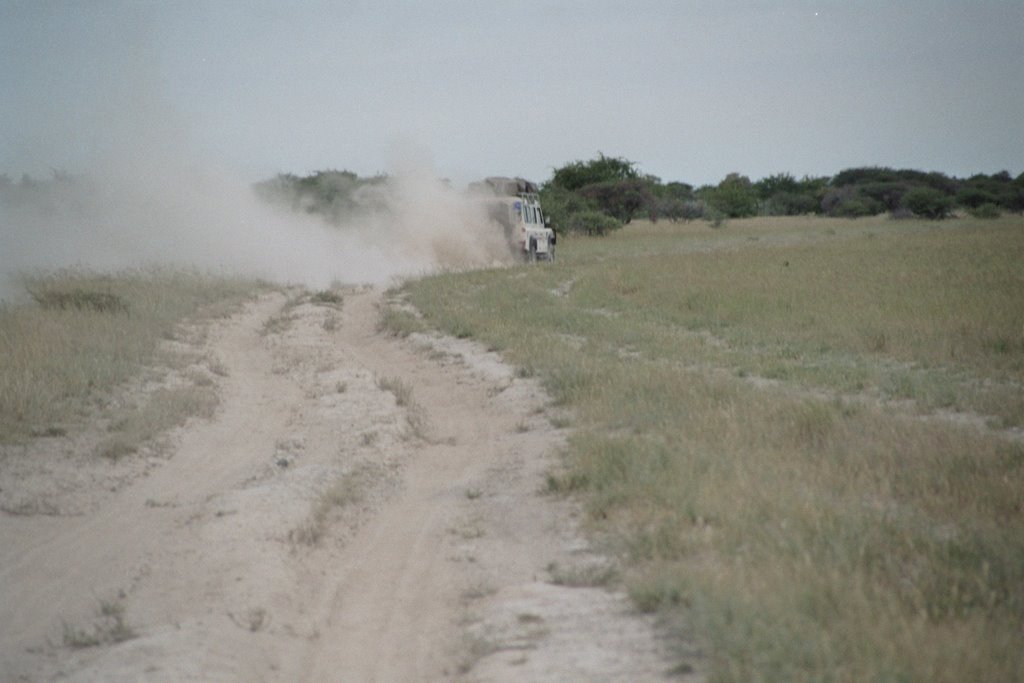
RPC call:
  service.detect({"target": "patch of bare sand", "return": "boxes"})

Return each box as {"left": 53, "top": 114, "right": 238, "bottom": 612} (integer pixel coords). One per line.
{"left": 0, "top": 287, "right": 694, "bottom": 682}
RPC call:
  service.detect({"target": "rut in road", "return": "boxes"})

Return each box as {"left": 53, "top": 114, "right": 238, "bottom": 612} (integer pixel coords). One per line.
{"left": 0, "top": 286, "right": 686, "bottom": 682}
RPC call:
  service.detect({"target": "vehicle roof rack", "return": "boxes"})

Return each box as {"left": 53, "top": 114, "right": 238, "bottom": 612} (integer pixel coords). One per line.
{"left": 479, "top": 176, "right": 538, "bottom": 196}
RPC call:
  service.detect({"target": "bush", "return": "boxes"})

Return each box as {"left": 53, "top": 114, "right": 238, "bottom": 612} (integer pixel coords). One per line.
{"left": 703, "top": 206, "right": 727, "bottom": 228}
{"left": 567, "top": 210, "right": 624, "bottom": 236}
{"left": 858, "top": 181, "right": 912, "bottom": 212}
{"left": 957, "top": 186, "right": 997, "bottom": 209}
{"left": 766, "top": 192, "right": 818, "bottom": 216}
{"left": 969, "top": 203, "right": 1002, "bottom": 219}
{"left": 821, "top": 187, "right": 883, "bottom": 217}
{"left": 656, "top": 197, "right": 686, "bottom": 222}
{"left": 681, "top": 200, "right": 706, "bottom": 221}
{"left": 902, "top": 187, "right": 954, "bottom": 219}
{"left": 835, "top": 198, "right": 882, "bottom": 217}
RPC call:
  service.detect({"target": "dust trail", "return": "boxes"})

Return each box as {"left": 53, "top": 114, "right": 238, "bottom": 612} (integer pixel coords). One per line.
{"left": 0, "top": 147, "right": 513, "bottom": 303}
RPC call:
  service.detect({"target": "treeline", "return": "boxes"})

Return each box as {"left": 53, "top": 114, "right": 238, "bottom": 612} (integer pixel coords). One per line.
{"left": 9, "top": 161, "right": 1021, "bottom": 237}
{"left": 539, "top": 154, "right": 1024, "bottom": 235}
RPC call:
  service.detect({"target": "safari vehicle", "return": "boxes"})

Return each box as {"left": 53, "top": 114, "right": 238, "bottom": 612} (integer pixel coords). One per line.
{"left": 471, "top": 177, "right": 556, "bottom": 261}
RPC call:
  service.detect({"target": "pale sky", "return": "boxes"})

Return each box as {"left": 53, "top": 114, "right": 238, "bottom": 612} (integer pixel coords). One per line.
{"left": 2, "top": 0, "right": 1022, "bottom": 187}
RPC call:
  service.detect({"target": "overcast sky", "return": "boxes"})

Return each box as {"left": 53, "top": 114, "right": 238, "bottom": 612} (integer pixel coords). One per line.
{"left": 2, "top": 0, "right": 1022, "bottom": 187}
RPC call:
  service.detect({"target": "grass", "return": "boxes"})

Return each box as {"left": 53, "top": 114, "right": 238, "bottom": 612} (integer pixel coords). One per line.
{"left": 0, "top": 267, "right": 265, "bottom": 443}
{"left": 98, "top": 385, "right": 219, "bottom": 459}
{"left": 378, "top": 306, "right": 426, "bottom": 338}
{"left": 62, "top": 599, "right": 136, "bottom": 648}
{"left": 309, "top": 288, "right": 344, "bottom": 306}
{"left": 547, "top": 561, "right": 618, "bottom": 588}
{"left": 394, "top": 214, "right": 1024, "bottom": 682}
{"left": 376, "top": 374, "right": 428, "bottom": 439}
{"left": 290, "top": 462, "right": 377, "bottom": 546}
{"left": 262, "top": 287, "right": 345, "bottom": 336}
{"left": 260, "top": 311, "right": 296, "bottom": 336}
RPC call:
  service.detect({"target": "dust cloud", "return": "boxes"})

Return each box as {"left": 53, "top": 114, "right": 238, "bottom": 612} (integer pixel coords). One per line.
{"left": 0, "top": 142, "right": 515, "bottom": 302}
{"left": 1, "top": 6, "right": 521, "bottom": 302}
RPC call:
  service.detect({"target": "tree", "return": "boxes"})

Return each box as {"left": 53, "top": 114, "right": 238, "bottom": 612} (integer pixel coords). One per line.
{"left": 708, "top": 173, "right": 758, "bottom": 218}
{"left": 550, "top": 153, "right": 639, "bottom": 192}
{"left": 577, "top": 178, "right": 656, "bottom": 223}
{"left": 755, "top": 173, "right": 801, "bottom": 200}
{"left": 957, "top": 186, "right": 997, "bottom": 209}
{"left": 663, "top": 181, "right": 694, "bottom": 201}
{"left": 252, "top": 169, "right": 388, "bottom": 222}
{"left": 538, "top": 184, "right": 599, "bottom": 235}
{"left": 902, "top": 187, "right": 953, "bottom": 219}
{"left": 831, "top": 167, "right": 900, "bottom": 187}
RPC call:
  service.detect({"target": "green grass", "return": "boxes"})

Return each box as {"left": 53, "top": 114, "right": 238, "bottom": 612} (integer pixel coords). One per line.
{"left": 0, "top": 267, "right": 265, "bottom": 442}
{"left": 392, "top": 214, "right": 1024, "bottom": 682}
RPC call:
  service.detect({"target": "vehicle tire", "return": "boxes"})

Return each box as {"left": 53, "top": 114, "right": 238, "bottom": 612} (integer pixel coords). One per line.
{"left": 528, "top": 239, "right": 537, "bottom": 263}
{"left": 547, "top": 244, "right": 555, "bottom": 262}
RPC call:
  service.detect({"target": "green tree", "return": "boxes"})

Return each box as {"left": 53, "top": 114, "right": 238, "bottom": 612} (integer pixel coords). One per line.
{"left": 902, "top": 187, "right": 953, "bottom": 219}
{"left": 755, "top": 173, "right": 801, "bottom": 200}
{"left": 578, "top": 178, "right": 656, "bottom": 223}
{"left": 709, "top": 173, "right": 758, "bottom": 218}
{"left": 663, "top": 181, "right": 694, "bottom": 201}
{"left": 538, "top": 184, "right": 598, "bottom": 235}
{"left": 550, "top": 153, "right": 639, "bottom": 192}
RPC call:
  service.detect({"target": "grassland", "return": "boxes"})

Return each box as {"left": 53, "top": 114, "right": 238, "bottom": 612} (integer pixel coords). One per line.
{"left": 391, "top": 214, "right": 1024, "bottom": 682}
{"left": 0, "top": 268, "right": 265, "bottom": 443}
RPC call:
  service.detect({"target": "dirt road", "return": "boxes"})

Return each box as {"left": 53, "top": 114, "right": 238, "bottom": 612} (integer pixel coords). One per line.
{"left": 0, "top": 287, "right": 681, "bottom": 681}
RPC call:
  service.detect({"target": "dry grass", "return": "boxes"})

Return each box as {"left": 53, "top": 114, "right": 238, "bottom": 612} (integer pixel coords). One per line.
{"left": 62, "top": 599, "right": 136, "bottom": 648}
{"left": 397, "top": 214, "right": 1024, "bottom": 682}
{"left": 376, "top": 374, "right": 428, "bottom": 439}
{"left": 290, "top": 463, "right": 377, "bottom": 546}
{"left": 99, "top": 385, "right": 219, "bottom": 459}
{"left": 378, "top": 306, "right": 426, "bottom": 338}
{"left": 0, "top": 267, "right": 265, "bottom": 443}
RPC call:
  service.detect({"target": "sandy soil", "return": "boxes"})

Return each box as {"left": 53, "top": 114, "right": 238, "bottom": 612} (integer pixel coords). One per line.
{"left": 0, "top": 287, "right": 692, "bottom": 682}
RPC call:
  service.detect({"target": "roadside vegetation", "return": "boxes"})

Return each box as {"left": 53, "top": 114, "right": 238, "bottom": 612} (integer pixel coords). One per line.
{"left": 390, "top": 214, "right": 1024, "bottom": 682}
{"left": 0, "top": 268, "right": 265, "bottom": 443}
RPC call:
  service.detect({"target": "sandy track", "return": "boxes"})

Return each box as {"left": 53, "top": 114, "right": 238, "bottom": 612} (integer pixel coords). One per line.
{"left": 0, "top": 287, "right": 684, "bottom": 682}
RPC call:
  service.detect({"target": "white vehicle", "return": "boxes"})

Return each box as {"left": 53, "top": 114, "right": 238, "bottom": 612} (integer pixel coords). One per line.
{"left": 471, "top": 177, "right": 556, "bottom": 261}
